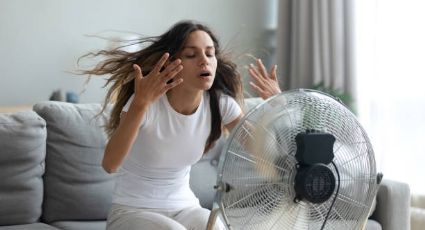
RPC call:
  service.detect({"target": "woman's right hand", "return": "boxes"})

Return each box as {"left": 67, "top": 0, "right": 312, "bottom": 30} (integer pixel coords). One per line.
{"left": 102, "top": 53, "right": 183, "bottom": 173}
{"left": 132, "top": 53, "right": 183, "bottom": 108}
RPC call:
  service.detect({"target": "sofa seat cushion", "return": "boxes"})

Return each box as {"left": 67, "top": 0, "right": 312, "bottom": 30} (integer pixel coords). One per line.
{"left": 50, "top": 221, "right": 106, "bottom": 230}
{"left": 0, "top": 111, "right": 46, "bottom": 225}
{"left": 33, "top": 102, "right": 114, "bottom": 223}
{"left": 0, "top": 223, "right": 59, "bottom": 230}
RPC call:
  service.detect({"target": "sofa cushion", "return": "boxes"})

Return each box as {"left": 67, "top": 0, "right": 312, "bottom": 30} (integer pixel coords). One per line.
{"left": 366, "top": 219, "right": 382, "bottom": 230}
{"left": 0, "top": 111, "right": 46, "bottom": 225}
{"left": 371, "top": 179, "right": 411, "bottom": 230}
{"left": 50, "top": 221, "right": 106, "bottom": 230}
{"left": 33, "top": 102, "right": 114, "bottom": 223}
{"left": 0, "top": 223, "right": 60, "bottom": 230}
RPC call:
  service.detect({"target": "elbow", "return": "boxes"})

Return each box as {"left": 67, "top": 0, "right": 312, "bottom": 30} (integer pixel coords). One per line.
{"left": 102, "top": 159, "right": 118, "bottom": 174}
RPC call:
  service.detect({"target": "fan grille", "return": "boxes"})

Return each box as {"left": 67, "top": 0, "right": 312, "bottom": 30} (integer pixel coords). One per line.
{"left": 216, "top": 90, "right": 378, "bottom": 230}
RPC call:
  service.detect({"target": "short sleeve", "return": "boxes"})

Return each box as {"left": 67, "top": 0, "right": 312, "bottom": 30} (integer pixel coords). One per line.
{"left": 121, "top": 94, "right": 148, "bottom": 126}
{"left": 122, "top": 94, "right": 135, "bottom": 112}
{"left": 219, "top": 94, "right": 242, "bottom": 125}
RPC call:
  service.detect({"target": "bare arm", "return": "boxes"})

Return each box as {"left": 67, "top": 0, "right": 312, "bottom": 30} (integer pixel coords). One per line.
{"left": 224, "top": 113, "right": 244, "bottom": 132}
{"left": 102, "top": 106, "right": 147, "bottom": 173}
{"left": 102, "top": 53, "right": 183, "bottom": 173}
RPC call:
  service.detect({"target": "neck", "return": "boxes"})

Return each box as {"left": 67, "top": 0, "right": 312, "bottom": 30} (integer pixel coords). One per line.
{"left": 166, "top": 89, "right": 204, "bottom": 115}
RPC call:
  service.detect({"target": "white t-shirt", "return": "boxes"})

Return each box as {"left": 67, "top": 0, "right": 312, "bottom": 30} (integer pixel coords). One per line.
{"left": 112, "top": 92, "right": 242, "bottom": 210}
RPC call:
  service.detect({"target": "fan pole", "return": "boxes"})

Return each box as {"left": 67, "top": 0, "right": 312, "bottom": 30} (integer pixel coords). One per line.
{"left": 206, "top": 208, "right": 219, "bottom": 230}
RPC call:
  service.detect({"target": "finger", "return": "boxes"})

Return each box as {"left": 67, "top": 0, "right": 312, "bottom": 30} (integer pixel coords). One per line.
{"left": 163, "top": 78, "right": 184, "bottom": 92}
{"left": 249, "top": 82, "right": 265, "bottom": 96}
{"left": 164, "top": 64, "right": 183, "bottom": 82}
{"left": 248, "top": 68, "right": 263, "bottom": 87}
{"left": 256, "top": 59, "right": 268, "bottom": 79}
{"left": 161, "top": 59, "right": 182, "bottom": 79}
{"left": 167, "top": 58, "right": 182, "bottom": 70}
{"left": 133, "top": 63, "right": 142, "bottom": 74}
{"left": 248, "top": 64, "right": 262, "bottom": 82}
{"left": 270, "top": 65, "right": 277, "bottom": 80}
{"left": 152, "top": 53, "right": 170, "bottom": 74}
{"left": 133, "top": 64, "right": 143, "bottom": 80}
{"left": 133, "top": 64, "right": 143, "bottom": 92}
{"left": 248, "top": 65, "right": 259, "bottom": 79}
{"left": 248, "top": 67, "right": 267, "bottom": 88}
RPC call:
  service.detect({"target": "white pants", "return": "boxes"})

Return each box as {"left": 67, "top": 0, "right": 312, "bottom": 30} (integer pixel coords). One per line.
{"left": 106, "top": 203, "right": 225, "bottom": 230}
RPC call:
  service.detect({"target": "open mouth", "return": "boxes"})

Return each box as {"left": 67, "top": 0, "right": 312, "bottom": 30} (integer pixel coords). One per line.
{"left": 199, "top": 71, "right": 211, "bottom": 77}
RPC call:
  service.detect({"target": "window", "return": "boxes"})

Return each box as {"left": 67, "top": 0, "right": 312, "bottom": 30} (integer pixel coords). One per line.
{"left": 355, "top": 0, "right": 425, "bottom": 194}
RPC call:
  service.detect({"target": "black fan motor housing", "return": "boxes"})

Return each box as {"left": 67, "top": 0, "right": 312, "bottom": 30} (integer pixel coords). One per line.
{"left": 295, "top": 164, "right": 336, "bottom": 203}
{"left": 294, "top": 131, "right": 336, "bottom": 203}
{"left": 295, "top": 131, "right": 335, "bottom": 165}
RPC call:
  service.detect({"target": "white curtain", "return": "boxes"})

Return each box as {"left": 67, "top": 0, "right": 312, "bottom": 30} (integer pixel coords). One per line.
{"left": 275, "top": 0, "right": 424, "bottom": 194}
{"left": 276, "top": 0, "right": 355, "bottom": 99}
{"left": 355, "top": 0, "right": 425, "bottom": 195}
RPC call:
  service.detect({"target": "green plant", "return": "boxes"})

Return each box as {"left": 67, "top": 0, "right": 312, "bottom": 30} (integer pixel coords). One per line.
{"left": 311, "top": 81, "right": 355, "bottom": 113}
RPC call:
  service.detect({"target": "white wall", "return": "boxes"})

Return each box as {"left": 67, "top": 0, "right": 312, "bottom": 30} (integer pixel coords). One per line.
{"left": 0, "top": 0, "right": 276, "bottom": 105}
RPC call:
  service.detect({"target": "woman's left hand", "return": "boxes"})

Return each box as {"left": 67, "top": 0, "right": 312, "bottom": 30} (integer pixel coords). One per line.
{"left": 248, "top": 59, "right": 281, "bottom": 99}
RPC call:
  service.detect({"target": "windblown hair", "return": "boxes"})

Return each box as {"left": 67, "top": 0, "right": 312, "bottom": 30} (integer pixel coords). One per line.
{"left": 79, "top": 20, "right": 243, "bottom": 152}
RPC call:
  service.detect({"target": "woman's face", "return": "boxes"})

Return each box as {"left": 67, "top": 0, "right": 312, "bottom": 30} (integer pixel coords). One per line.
{"left": 174, "top": 30, "right": 217, "bottom": 92}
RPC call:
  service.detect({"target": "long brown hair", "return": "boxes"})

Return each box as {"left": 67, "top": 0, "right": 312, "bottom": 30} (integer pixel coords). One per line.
{"left": 79, "top": 20, "right": 243, "bottom": 151}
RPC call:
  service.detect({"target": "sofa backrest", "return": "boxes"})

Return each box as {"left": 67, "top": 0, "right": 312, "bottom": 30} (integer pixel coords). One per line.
{"left": 0, "top": 98, "right": 266, "bottom": 225}
{"left": 33, "top": 101, "right": 115, "bottom": 223}
{"left": 0, "top": 111, "right": 46, "bottom": 225}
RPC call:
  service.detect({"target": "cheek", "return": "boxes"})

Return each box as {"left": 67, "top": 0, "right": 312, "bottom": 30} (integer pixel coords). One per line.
{"left": 211, "top": 59, "right": 218, "bottom": 70}
{"left": 176, "top": 62, "right": 190, "bottom": 75}
{"left": 180, "top": 61, "right": 194, "bottom": 71}
{"left": 177, "top": 66, "right": 194, "bottom": 79}
{"left": 213, "top": 66, "right": 218, "bottom": 76}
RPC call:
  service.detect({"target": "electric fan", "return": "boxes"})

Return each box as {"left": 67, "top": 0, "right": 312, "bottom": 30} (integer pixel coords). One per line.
{"left": 207, "top": 89, "right": 382, "bottom": 230}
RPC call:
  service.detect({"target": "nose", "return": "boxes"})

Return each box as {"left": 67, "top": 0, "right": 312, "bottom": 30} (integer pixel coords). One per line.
{"left": 199, "top": 53, "right": 209, "bottom": 66}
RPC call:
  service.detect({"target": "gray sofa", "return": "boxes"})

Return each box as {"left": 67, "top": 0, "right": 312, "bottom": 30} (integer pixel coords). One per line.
{"left": 0, "top": 100, "right": 410, "bottom": 230}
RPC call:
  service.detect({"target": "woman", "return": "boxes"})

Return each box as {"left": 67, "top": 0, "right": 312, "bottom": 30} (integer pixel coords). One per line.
{"left": 81, "top": 20, "right": 280, "bottom": 230}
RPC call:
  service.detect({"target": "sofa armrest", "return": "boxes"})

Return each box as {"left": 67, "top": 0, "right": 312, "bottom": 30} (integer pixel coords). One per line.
{"left": 371, "top": 179, "right": 411, "bottom": 230}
